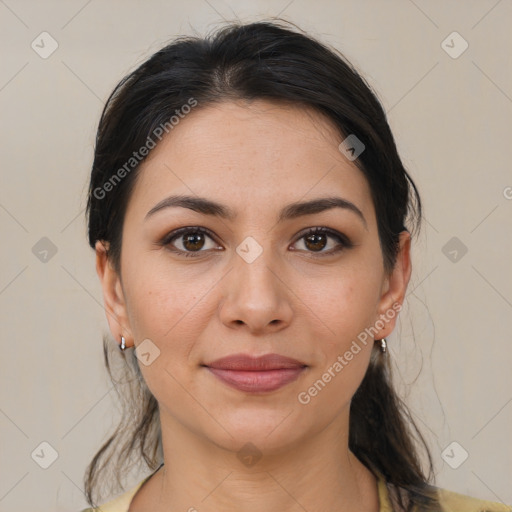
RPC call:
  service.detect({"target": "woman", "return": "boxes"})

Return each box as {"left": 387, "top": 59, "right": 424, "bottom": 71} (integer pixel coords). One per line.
{"left": 81, "top": 19, "right": 511, "bottom": 512}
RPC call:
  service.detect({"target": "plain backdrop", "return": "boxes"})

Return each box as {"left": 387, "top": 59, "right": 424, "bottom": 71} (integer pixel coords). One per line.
{"left": 0, "top": 1, "right": 511, "bottom": 511}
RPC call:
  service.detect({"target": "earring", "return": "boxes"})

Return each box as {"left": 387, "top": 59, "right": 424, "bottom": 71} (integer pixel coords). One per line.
{"left": 380, "top": 338, "right": 387, "bottom": 354}
{"left": 120, "top": 336, "right": 126, "bottom": 351}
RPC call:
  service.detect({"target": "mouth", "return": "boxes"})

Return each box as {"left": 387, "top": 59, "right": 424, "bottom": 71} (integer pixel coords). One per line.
{"left": 202, "top": 353, "right": 308, "bottom": 393}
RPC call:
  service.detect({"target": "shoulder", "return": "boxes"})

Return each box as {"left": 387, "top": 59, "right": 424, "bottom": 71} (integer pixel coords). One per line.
{"left": 435, "top": 486, "right": 512, "bottom": 512}
{"left": 77, "top": 476, "right": 148, "bottom": 512}
{"left": 377, "top": 472, "right": 511, "bottom": 512}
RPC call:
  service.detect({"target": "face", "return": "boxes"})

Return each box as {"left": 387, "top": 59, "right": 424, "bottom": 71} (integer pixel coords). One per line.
{"left": 96, "top": 99, "right": 411, "bottom": 459}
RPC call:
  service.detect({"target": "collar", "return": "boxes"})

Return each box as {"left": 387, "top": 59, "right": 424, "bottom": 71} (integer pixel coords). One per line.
{"left": 99, "top": 465, "right": 394, "bottom": 512}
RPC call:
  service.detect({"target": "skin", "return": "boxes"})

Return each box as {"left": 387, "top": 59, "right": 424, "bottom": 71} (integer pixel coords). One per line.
{"left": 96, "top": 99, "right": 411, "bottom": 512}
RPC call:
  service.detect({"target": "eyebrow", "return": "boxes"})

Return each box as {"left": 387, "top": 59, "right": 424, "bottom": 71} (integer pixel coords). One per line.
{"left": 145, "top": 194, "right": 367, "bottom": 228}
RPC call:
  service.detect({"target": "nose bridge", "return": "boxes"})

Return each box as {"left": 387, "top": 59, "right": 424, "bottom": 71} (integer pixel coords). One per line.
{"left": 233, "top": 235, "right": 282, "bottom": 300}
{"left": 218, "top": 234, "right": 293, "bottom": 331}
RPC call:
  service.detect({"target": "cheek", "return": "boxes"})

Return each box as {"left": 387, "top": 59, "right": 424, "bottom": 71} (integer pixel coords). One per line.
{"left": 120, "top": 250, "right": 232, "bottom": 373}
{"left": 294, "top": 272, "right": 378, "bottom": 419}
{"left": 122, "top": 248, "right": 210, "bottom": 340}
{"left": 300, "top": 264, "right": 382, "bottom": 348}
{"left": 122, "top": 264, "right": 209, "bottom": 405}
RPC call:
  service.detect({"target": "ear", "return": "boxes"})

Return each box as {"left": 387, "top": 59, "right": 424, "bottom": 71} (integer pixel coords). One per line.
{"left": 95, "top": 240, "right": 133, "bottom": 348}
{"left": 373, "top": 231, "right": 412, "bottom": 339}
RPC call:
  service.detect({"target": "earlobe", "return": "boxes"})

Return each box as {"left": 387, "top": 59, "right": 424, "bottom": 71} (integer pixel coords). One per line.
{"left": 374, "top": 231, "right": 412, "bottom": 339}
{"left": 95, "top": 240, "right": 133, "bottom": 347}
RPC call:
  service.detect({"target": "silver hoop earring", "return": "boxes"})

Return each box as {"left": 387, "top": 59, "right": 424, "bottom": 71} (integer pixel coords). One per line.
{"left": 120, "top": 336, "right": 126, "bottom": 351}
{"left": 380, "top": 338, "right": 387, "bottom": 353}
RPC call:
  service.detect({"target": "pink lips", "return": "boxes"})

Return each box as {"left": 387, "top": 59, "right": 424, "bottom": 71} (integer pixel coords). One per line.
{"left": 204, "top": 353, "right": 307, "bottom": 393}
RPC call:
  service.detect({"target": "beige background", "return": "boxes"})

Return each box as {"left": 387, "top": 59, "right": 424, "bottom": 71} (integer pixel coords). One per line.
{"left": 1, "top": 1, "right": 511, "bottom": 511}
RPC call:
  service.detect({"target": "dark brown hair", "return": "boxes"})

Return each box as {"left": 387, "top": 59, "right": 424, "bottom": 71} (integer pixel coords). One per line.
{"left": 84, "top": 18, "right": 439, "bottom": 511}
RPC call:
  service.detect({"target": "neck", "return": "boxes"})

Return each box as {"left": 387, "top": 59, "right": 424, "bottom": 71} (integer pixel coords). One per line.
{"left": 138, "top": 410, "right": 380, "bottom": 512}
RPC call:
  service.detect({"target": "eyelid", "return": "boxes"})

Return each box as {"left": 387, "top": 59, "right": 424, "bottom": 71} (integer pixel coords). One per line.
{"left": 292, "top": 226, "right": 353, "bottom": 247}
{"left": 160, "top": 226, "right": 218, "bottom": 246}
{"left": 290, "top": 226, "right": 354, "bottom": 257}
{"left": 159, "top": 226, "right": 223, "bottom": 257}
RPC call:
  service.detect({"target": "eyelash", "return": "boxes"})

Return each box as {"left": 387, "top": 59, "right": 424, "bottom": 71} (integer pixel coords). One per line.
{"left": 159, "top": 226, "right": 353, "bottom": 258}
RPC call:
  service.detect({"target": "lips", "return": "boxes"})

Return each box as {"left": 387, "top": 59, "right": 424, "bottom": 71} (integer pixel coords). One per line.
{"left": 205, "top": 353, "right": 306, "bottom": 371}
{"left": 203, "top": 353, "right": 307, "bottom": 393}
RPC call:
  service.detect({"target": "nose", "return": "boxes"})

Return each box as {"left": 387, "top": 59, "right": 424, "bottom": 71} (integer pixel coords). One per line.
{"left": 218, "top": 248, "right": 293, "bottom": 335}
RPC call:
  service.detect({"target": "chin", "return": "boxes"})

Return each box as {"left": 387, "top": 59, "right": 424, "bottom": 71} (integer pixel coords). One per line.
{"left": 206, "top": 409, "right": 304, "bottom": 453}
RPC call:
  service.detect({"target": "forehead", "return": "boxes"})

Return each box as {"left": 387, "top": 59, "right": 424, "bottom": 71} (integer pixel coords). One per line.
{"left": 127, "top": 99, "right": 374, "bottom": 222}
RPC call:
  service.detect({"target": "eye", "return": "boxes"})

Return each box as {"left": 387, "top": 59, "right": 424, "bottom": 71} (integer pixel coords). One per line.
{"left": 291, "top": 227, "right": 353, "bottom": 256}
{"left": 160, "top": 227, "right": 222, "bottom": 257}
{"left": 159, "top": 226, "right": 353, "bottom": 258}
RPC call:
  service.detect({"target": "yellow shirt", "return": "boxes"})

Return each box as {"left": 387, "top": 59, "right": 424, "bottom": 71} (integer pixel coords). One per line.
{"left": 81, "top": 469, "right": 512, "bottom": 512}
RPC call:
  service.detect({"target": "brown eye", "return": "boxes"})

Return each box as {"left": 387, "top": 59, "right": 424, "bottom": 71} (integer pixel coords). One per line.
{"left": 292, "top": 227, "right": 353, "bottom": 256}
{"left": 161, "top": 227, "right": 221, "bottom": 257}
{"left": 182, "top": 232, "right": 206, "bottom": 251}
{"left": 304, "top": 232, "right": 328, "bottom": 252}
